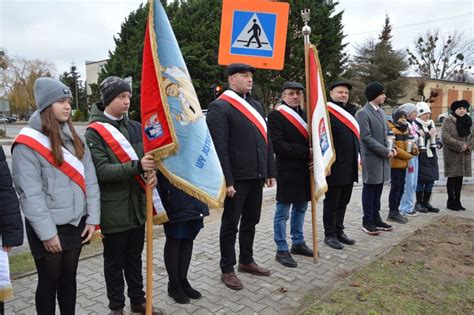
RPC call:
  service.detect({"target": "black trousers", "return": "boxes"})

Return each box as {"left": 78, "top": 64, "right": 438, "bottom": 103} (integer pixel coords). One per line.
{"left": 389, "top": 169, "right": 407, "bottom": 213}
{"left": 220, "top": 179, "right": 264, "bottom": 273}
{"left": 447, "top": 176, "right": 463, "bottom": 198}
{"left": 34, "top": 248, "right": 82, "bottom": 315}
{"left": 102, "top": 225, "right": 146, "bottom": 310}
{"left": 323, "top": 184, "right": 354, "bottom": 237}
{"left": 362, "top": 183, "right": 384, "bottom": 225}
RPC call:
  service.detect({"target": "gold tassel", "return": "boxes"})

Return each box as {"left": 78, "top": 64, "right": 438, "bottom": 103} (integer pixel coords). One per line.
{"left": 0, "top": 286, "right": 13, "bottom": 302}
{"left": 153, "top": 212, "right": 169, "bottom": 225}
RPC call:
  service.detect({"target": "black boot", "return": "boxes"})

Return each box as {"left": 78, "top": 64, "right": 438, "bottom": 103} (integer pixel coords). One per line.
{"left": 423, "top": 191, "right": 439, "bottom": 213}
{"left": 456, "top": 195, "right": 466, "bottom": 210}
{"left": 454, "top": 179, "right": 466, "bottom": 210}
{"left": 447, "top": 197, "right": 460, "bottom": 211}
{"left": 415, "top": 191, "right": 428, "bottom": 213}
{"left": 181, "top": 279, "right": 201, "bottom": 299}
{"left": 387, "top": 210, "right": 408, "bottom": 224}
{"left": 168, "top": 283, "right": 190, "bottom": 304}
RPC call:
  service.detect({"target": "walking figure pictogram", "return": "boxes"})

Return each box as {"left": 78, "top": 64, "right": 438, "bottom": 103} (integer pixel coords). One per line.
{"left": 245, "top": 19, "right": 262, "bottom": 48}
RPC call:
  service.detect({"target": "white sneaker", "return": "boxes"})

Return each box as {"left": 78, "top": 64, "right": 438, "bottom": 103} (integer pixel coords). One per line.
{"left": 402, "top": 211, "right": 418, "bottom": 217}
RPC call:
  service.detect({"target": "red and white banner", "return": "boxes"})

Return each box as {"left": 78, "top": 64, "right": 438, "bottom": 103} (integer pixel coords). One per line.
{"left": 218, "top": 90, "right": 268, "bottom": 143}
{"left": 308, "top": 45, "right": 335, "bottom": 201}
{"left": 87, "top": 122, "right": 167, "bottom": 224}
{"left": 140, "top": 1, "right": 226, "bottom": 208}
{"left": 14, "top": 127, "right": 86, "bottom": 193}
{"left": 276, "top": 104, "right": 308, "bottom": 139}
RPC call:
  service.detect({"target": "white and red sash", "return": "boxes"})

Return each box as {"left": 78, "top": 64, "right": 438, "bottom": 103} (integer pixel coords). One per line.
{"left": 276, "top": 104, "right": 309, "bottom": 140}
{"left": 13, "top": 127, "right": 86, "bottom": 193}
{"left": 218, "top": 90, "right": 268, "bottom": 143}
{"left": 327, "top": 102, "right": 362, "bottom": 167}
{"left": 327, "top": 102, "right": 360, "bottom": 141}
{"left": 87, "top": 122, "right": 166, "bottom": 222}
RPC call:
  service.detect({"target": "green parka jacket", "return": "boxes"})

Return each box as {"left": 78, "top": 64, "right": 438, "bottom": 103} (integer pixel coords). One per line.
{"left": 84, "top": 104, "right": 146, "bottom": 234}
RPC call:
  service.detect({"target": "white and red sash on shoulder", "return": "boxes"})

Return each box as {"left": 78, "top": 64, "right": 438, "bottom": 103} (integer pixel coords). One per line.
{"left": 276, "top": 104, "right": 309, "bottom": 140}
{"left": 14, "top": 127, "right": 86, "bottom": 193}
{"left": 218, "top": 90, "right": 268, "bottom": 143}
{"left": 327, "top": 102, "right": 362, "bottom": 166}
{"left": 87, "top": 122, "right": 168, "bottom": 224}
{"left": 327, "top": 102, "right": 360, "bottom": 141}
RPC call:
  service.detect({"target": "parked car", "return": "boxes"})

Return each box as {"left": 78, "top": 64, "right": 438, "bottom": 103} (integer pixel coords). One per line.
{"left": 0, "top": 116, "right": 8, "bottom": 123}
{"left": 437, "top": 112, "right": 448, "bottom": 123}
{"left": 0, "top": 114, "right": 17, "bottom": 123}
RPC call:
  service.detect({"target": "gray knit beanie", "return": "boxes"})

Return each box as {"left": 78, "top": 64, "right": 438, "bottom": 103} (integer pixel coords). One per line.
{"left": 99, "top": 76, "right": 131, "bottom": 108}
{"left": 34, "top": 77, "right": 73, "bottom": 113}
{"left": 398, "top": 103, "right": 417, "bottom": 117}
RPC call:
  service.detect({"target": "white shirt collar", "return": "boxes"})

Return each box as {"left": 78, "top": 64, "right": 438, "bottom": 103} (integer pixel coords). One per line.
{"left": 104, "top": 109, "right": 123, "bottom": 121}
{"left": 369, "top": 102, "right": 380, "bottom": 111}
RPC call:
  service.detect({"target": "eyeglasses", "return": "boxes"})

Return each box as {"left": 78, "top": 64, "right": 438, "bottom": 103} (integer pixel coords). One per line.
{"left": 284, "top": 90, "right": 303, "bottom": 96}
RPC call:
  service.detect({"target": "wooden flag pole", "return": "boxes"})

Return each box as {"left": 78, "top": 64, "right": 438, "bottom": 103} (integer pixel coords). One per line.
{"left": 146, "top": 170, "right": 153, "bottom": 315}
{"left": 301, "top": 9, "right": 319, "bottom": 263}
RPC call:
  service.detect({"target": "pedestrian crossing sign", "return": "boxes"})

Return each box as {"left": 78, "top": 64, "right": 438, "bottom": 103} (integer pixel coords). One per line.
{"left": 218, "top": 0, "right": 289, "bottom": 70}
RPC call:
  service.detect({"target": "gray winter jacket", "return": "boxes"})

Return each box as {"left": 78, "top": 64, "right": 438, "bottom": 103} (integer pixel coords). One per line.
{"left": 12, "top": 111, "right": 100, "bottom": 241}
{"left": 356, "top": 103, "right": 391, "bottom": 184}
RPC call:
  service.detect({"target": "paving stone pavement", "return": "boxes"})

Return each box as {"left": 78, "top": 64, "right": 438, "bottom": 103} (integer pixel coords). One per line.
{"left": 5, "top": 185, "right": 474, "bottom": 314}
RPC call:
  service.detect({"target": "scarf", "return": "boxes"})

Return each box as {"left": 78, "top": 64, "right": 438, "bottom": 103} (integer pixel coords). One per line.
{"left": 451, "top": 112, "right": 472, "bottom": 137}
{"left": 393, "top": 121, "right": 408, "bottom": 132}
{"left": 416, "top": 118, "right": 435, "bottom": 158}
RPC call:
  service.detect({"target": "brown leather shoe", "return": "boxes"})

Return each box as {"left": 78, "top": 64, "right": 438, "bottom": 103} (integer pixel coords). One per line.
{"left": 130, "top": 303, "right": 163, "bottom": 315}
{"left": 109, "top": 309, "right": 124, "bottom": 315}
{"left": 238, "top": 262, "right": 271, "bottom": 276}
{"left": 221, "top": 272, "right": 244, "bottom": 290}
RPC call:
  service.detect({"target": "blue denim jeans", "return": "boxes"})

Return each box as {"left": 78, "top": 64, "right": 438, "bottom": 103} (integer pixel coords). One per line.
{"left": 399, "top": 157, "right": 418, "bottom": 214}
{"left": 273, "top": 201, "right": 308, "bottom": 251}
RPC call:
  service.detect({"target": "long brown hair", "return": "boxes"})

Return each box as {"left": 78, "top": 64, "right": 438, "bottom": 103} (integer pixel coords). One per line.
{"left": 41, "top": 106, "right": 85, "bottom": 165}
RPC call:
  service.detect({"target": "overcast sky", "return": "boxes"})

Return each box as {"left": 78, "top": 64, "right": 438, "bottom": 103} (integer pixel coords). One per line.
{"left": 1, "top": 0, "right": 473, "bottom": 81}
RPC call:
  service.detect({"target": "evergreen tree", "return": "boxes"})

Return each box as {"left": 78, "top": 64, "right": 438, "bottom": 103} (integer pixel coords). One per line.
{"left": 59, "top": 63, "right": 88, "bottom": 119}
{"left": 102, "top": 0, "right": 347, "bottom": 114}
{"left": 344, "top": 15, "right": 407, "bottom": 106}
{"left": 99, "top": 2, "right": 150, "bottom": 118}
{"left": 254, "top": 0, "right": 347, "bottom": 108}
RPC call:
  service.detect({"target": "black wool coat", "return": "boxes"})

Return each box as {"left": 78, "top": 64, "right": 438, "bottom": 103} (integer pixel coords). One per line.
{"left": 155, "top": 171, "right": 209, "bottom": 224}
{"left": 0, "top": 145, "right": 24, "bottom": 247}
{"left": 206, "top": 91, "right": 276, "bottom": 186}
{"left": 326, "top": 100, "right": 360, "bottom": 186}
{"left": 414, "top": 121, "right": 440, "bottom": 183}
{"left": 268, "top": 104, "right": 310, "bottom": 203}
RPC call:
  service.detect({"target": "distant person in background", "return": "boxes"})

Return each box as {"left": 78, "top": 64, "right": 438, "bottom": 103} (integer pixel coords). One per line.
{"left": 398, "top": 103, "right": 422, "bottom": 216}
{"left": 413, "top": 102, "right": 442, "bottom": 213}
{"left": 441, "top": 100, "right": 473, "bottom": 211}
{"left": 0, "top": 145, "right": 24, "bottom": 314}
{"left": 12, "top": 77, "right": 100, "bottom": 315}
{"left": 356, "top": 82, "right": 396, "bottom": 236}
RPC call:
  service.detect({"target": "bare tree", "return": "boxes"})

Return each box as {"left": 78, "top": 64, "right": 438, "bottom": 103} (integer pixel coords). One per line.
{"left": 407, "top": 30, "right": 473, "bottom": 82}
{"left": 0, "top": 52, "right": 55, "bottom": 115}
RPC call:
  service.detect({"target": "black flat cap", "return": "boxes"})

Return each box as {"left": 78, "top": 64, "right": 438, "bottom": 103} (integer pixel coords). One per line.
{"left": 225, "top": 63, "right": 256, "bottom": 76}
{"left": 329, "top": 80, "right": 352, "bottom": 91}
{"left": 282, "top": 81, "right": 305, "bottom": 92}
